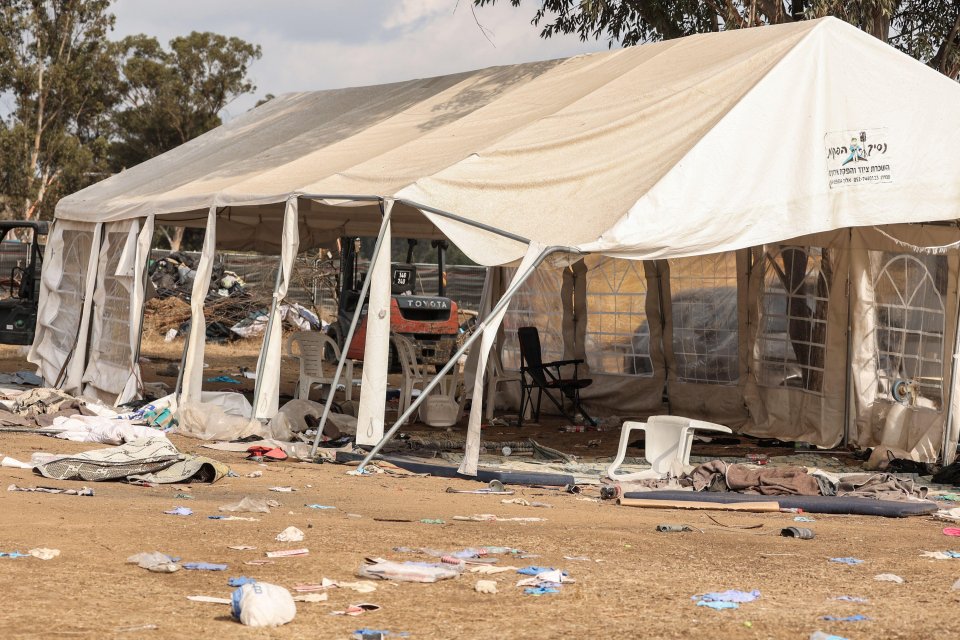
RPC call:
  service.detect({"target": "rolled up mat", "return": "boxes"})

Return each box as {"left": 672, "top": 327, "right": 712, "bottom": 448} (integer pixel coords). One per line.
{"left": 621, "top": 490, "right": 938, "bottom": 517}
{"left": 781, "top": 526, "right": 815, "bottom": 539}
{"left": 618, "top": 497, "right": 780, "bottom": 512}
{"left": 334, "top": 452, "right": 576, "bottom": 486}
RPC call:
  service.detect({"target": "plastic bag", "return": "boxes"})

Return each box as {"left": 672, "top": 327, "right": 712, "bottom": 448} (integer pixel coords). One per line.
{"left": 231, "top": 582, "right": 296, "bottom": 627}
{"left": 176, "top": 402, "right": 262, "bottom": 441}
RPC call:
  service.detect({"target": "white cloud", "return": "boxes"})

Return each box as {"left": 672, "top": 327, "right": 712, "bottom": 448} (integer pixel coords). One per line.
{"left": 111, "top": 0, "right": 614, "bottom": 118}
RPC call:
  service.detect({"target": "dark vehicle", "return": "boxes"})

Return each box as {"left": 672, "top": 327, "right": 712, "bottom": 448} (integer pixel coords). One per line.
{"left": 330, "top": 237, "right": 459, "bottom": 366}
{"left": 0, "top": 221, "right": 48, "bottom": 345}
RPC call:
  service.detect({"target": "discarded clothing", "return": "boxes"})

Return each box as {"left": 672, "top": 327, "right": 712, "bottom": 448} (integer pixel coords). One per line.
{"left": 357, "top": 560, "right": 460, "bottom": 583}
{"left": 696, "top": 601, "right": 738, "bottom": 610}
{"left": 688, "top": 461, "right": 821, "bottom": 496}
{"left": 821, "top": 614, "right": 870, "bottom": 622}
{"left": 694, "top": 590, "right": 760, "bottom": 603}
{"left": 835, "top": 473, "right": 927, "bottom": 501}
{"left": 830, "top": 557, "right": 864, "bottom": 565}
{"left": 184, "top": 562, "right": 228, "bottom": 571}
{"left": 44, "top": 415, "right": 168, "bottom": 445}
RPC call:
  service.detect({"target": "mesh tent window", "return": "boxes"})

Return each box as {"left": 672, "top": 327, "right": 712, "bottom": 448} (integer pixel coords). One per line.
{"left": 584, "top": 256, "right": 651, "bottom": 376}
{"left": 97, "top": 229, "right": 135, "bottom": 368}
{"left": 49, "top": 229, "right": 94, "bottom": 354}
{"left": 501, "top": 265, "right": 564, "bottom": 370}
{"left": 668, "top": 253, "right": 739, "bottom": 384}
{"left": 757, "top": 246, "right": 831, "bottom": 395}
{"left": 873, "top": 252, "right": 947, "bottom": 409}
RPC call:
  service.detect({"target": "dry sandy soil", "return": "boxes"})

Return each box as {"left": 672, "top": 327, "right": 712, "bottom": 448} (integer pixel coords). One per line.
{"left": 1, "top": 342, "right": 959, "bottom": 639}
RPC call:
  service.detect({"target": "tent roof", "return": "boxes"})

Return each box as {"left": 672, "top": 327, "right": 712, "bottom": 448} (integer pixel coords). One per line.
{"left": 57, "top": 17, "right": 960, "bottom": 265}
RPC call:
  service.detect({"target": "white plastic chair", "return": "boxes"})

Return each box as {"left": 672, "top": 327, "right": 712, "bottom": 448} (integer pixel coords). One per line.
{"left": 607, "top": 415, "right": 732, "bottom": 481}
{"left": 391, "top": 334, "right": 427, "bottom": 423}
{"left": 485, "top": 353, "right": 520, "bottom": 421}
{"left": 286, "top": 331, "right": 353, "bottom": 402}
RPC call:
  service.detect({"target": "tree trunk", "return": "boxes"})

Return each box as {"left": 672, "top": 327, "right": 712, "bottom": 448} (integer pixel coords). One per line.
{"left": 168, "top": 226, "right": 186, "bottom": 251}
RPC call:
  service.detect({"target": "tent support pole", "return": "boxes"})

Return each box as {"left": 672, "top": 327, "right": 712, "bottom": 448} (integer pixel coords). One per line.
{"left": 308, "top": 200, "right": 391, "bottom": 457}
{"left": 251, "top": 202, "right": 293, "bottom": 417}
{"left": 399, "top": 199, "right": 531, "bottom": 245}
{"left": 356, "top": 245, "right": 572, "bottom": 473}
{"left": 942, "top": 272, "right": 960, "bottom": 464}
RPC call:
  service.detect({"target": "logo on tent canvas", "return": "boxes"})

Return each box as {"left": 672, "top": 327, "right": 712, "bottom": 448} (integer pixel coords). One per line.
{"left": 825, "top": 128, "right": 892, "bottom": 189}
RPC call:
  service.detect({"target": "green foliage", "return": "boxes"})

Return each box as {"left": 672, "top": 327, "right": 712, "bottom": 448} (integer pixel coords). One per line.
{"left": 476, "top": 0, "right": 960, "bottom": 80}
{"left": 0, "top": 0, "right": 118, "bottom": 221}
{"left": 109, "top": 31, "right": 262, "bottom": 170}
{"left": 0, "top": 1, "right": 262, "bottom": 221}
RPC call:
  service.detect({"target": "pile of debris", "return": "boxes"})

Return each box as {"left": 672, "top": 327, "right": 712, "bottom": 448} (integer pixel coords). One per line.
{"left": 150, "top": 252, "right": 247, "bottom": 302}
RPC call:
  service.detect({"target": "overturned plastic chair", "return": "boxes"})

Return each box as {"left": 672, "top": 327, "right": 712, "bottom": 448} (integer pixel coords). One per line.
{"left": 607, "top": 415, "right": 732, "bottom": 481}
{"left": 286, "top": 331, "right": 353, "bottom": 402}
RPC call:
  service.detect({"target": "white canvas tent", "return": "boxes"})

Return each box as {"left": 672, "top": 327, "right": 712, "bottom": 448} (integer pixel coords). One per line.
{"left": 32, "top": 17, "right": 960, "bottom": 471}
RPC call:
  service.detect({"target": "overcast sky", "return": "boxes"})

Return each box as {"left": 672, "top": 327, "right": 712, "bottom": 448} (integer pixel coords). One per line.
{"left": 112, "top": 0, "right": 612, "bottom": 118}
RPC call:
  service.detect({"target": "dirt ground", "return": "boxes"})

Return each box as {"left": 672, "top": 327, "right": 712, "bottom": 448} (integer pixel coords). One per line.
{"left": 1, "top": 343, "right": 960, "bottom": 639}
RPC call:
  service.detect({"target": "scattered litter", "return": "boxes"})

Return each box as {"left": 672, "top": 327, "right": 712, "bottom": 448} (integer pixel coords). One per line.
{"left": 164, "top": 506, "right": 193, "bottom": 516}
{"left": 469, "top": 565, "right": 518, "bottom": 574}
{"left": 173, "top": 493, "right": 194, "bottom": 500}
{"left": 873, "top": 574, "right": 904, "bottom": 583}
{"left": 694, "top": 590, "right": 761, "bottom": 604}
{"left": 517, "top": 566, "right": 561, "bottom": 576}
{"left": 820, "top": 614, "right": 870, "bottom": 622}
{"left": 127, "top": 551, "right": 179, "bottom": 573}
{"left": 231, "top": 582, "right": 296, "bottom": 628}
{"left": 246, "top": 471, "right": 262, "bottom": 478}
{"left": 1, "top": 457, "right": 34, "bottom": 469}
{"left": 524, "top": 587, "right": 559, "bottom": 596}
{"left": 228, "top": 545, "right": 256, "bottom": 551}
{"left": 305, "top": 504, "right": 336, "bottom": 510}
{"left": 247, "top": 445, "right": 287, "bottom": 461}
{"left": 219, "top": 497, "right": 280, "bottom": 513}
{"left": 952, "top": 578, "right": 960, "bottom": 590}
{"left": 795, "top": 516, "right": 816, "bottom": 522}
{"left": 445, "top": 480, "right": 514, "bottom": 495}
{"left": 0, "top": 551, "right": 29, "bottom": 558}
{"left": 705, "top": 515, "right": 762, "bottom": 529}
{"left": 921, "top": 550, "right": 960, "bottom": 559}
{"left": 28, "top": 548, "right": 60, "bottom": 560}
{"left": 475, "top": 580, "right": 498, "bottom": 594}
{"left": 697, "top": 601, "right": 738, "bottom": 610}
{"left": 832, "top": 596, "right": 869, "bottom": 603}
{"left": 419, "top": 519, "right": 444, "bottom": 525}
{"left": 337, "top": 581, "right": 379, "bottom": 593}
{"left": 187, "top": 595, "right": 231, "bottom": 604}
{"left": 353, "top": 629, "right": 409, "bottom": 640}
{"left": 244, "top": 560, "right": 276, "bottom": 566}
{"left": 331, "top": 604, "right": 381, "bottom": 616}
{"left": 657, "top": 524, "right": 695, "bottom": 533}
{"left": 207, "top": 376, "right": 241, "bottom": 384}
{"left": 943, "top": 528, "right": 960, "bottom": 537}
{"left": 209, "top": 516, "right": 259, "bottom": 521}
{"left": 563, "top": 556, "right": 596, "bottom": 562}
{"left": 357, "top": 559, "right": 460, "bottom": 582}
{"left": 183, "top": 562, "right": 228, "bottom": 571}
{"left": 453, "top": 514, "right": 546, "bottom": 522}
{"left": 226, "top": 576, "right": 257, "bottom": 587}
{"left": 781, "top": 527, "right": 815, "bottom": 539}
{"left": 501, "top": 498, "right": 552, "bottom": 508}
{"left": 266, "top": 548, "right": 309, "bottom": 558}
{"left": 293, "top": 593, "right": 329, "bottom": 602}
{"left": 270, "top": 486, "right": 295, "bottom": 492}
{"left": 275, "top": 526, "right": 305, "bottom": 543}
{"left": 809, "top": 633, "right": 849, "bottom": 640}
{"left": 115, "top": 624, "right": 159, "bottom": 633}
{"left": 830, "top": 557, "right": 864, "bottom": 565}
{"left": 8, "top": 484, "right": 93, "bottom": 496}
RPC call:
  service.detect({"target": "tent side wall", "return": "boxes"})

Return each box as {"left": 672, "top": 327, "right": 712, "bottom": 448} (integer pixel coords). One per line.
{"left": 491, "top": 223, "right": 960, "bottom": 461}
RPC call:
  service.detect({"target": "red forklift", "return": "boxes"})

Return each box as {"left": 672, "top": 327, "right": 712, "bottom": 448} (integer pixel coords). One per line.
{"left": 328, "top": 237, "right": 460, "bottom": 368}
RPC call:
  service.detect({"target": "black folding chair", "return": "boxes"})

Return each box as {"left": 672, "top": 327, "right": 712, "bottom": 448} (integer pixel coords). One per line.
{"left": 517, "top": 326, "right": 595, "bottom": 426}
